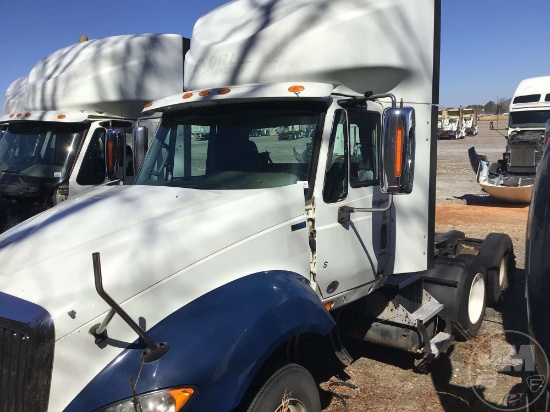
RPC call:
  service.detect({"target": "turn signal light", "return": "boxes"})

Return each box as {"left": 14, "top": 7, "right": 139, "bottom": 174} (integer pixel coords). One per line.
{"left": 395, "top": 124, "right": 403, "bottom": 177}
{"left": 324, "top": 302, "right": 334, "bottom": 311}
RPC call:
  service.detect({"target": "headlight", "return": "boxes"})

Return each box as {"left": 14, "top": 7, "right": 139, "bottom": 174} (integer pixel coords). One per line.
{"left": 96, "top": 387, "right": 195, "bottom": 412}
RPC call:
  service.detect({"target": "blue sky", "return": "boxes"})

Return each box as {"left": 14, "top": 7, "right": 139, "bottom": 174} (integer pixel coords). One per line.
{"left": 1, "top": 0, "right": 549, "bottom": 108}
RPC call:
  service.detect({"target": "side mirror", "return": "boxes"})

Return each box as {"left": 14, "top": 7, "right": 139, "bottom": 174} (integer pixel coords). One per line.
{"left": 380, "top": 107, "right": 415, "bottom": 194}
{"left": 132, "top": 126, "right": 149, "bottom": 177}
{"left": 105, "top": 129, "right": 126, "bottom": 181}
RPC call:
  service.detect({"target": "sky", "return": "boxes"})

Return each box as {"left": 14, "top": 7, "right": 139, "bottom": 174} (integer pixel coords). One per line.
{"left": 0, "top": 0, "right": 549, "bottom": 109}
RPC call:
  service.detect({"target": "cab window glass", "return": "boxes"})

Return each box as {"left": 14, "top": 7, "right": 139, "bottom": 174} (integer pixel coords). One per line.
{"left": 323, "top": 110, "right": 347, "bottom": 203}
{"left": 349, "top": 111, "right": 380, "bottom": 187}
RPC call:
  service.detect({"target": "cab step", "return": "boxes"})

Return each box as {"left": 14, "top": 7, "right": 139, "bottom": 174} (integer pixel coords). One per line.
{"left": 411, "top": 301, "right": 444, "bottom": 323}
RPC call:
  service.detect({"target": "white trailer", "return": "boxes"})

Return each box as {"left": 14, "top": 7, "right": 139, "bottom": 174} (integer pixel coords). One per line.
{"left": 0, "top": 34, "right": 188, "bottom": 231}
{"left": 0, "top": 1, "right": 514, "bottom": 411}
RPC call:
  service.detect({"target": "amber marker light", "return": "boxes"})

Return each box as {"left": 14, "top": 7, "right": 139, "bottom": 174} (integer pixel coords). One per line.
{"left": 16, "top": 113, "right": 22, "bottom": 118}
{"left": 9, "top": 114, "right": 14, "bottom": 118}
{"left": 57, "top": 114, "right": 66, "bottom": 120}
{"left": 324, "top": 302, "right": 334, "bottom": 311}
{"left": 199, "top": 90, "right": 211, "bottom": 97}
{"left": 144, "top": 102, "right": 153, "bottom": 108}
{"left": 218, "top": 88, "right": 231, "bottom": 95}
{"left": 182, "top": 92, "right": 193, "bottom": 99}
{"left": 395, "top": 124, "right": 403, "bottom": 177}
{"left": 170, "top": 388, "right": 195, "bottom": 410}
{"left": 24, "top": 113, "right": 31, "bottom": 117}
{"left": 288, "top": 85, "right": 305, "bottom": 93}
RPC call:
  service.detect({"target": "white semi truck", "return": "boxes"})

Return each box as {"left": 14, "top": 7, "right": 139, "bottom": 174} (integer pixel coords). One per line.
{"left": 0, "top": 1, "right": 515, "bottom": 411}
{"left": 469, "top": 76, "right": 550, "bottom": 203}
{"left": 0, "top": 34, "right": 188, "bottom": 231}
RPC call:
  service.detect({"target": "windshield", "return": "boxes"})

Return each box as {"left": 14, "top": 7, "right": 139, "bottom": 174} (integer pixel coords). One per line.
{"left": 0, "top": 122, "right": 87, "bottom": 181}
{"left": 509, "top": 110, "right": 550, "bottom": 129}
{"left": 135, "top": 101, "right": 325, "bottom": 190}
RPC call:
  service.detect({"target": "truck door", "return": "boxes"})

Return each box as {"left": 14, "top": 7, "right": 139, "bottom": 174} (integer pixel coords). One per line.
{"left": 314, "top": 108, "right": 392, "bottom": 299}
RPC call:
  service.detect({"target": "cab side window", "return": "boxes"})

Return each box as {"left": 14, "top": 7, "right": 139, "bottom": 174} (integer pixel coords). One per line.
{"left": 348, "top": 111, "right": 380, "bottom": 187}
{"left": 77, "top": 128, "right": 106, "bottom": 185}
{"left": 323, "top": 110, "right": 347, "bottom": 203}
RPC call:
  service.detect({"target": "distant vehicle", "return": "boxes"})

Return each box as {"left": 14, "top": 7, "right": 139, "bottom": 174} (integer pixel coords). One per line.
{"left": 469, "top": 76, "right": 550, "bottom": 203}
{"left": 462, "top": 108, "right": 478, "bottom": 136}
{"left": 437, "top": 108, "right": 465, "bottom": 139}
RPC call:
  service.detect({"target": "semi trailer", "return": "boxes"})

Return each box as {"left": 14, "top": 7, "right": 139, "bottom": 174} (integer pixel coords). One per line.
{"left": 0, "top": 1, "right": 515, "bottom": 411}
{"left": 0, "top": 34, "right": 188, "bottom": 231}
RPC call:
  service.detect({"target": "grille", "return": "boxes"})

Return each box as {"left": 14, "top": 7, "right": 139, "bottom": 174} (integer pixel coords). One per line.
{"left": 0, "top": 293, "right": 54, "bottom": 412}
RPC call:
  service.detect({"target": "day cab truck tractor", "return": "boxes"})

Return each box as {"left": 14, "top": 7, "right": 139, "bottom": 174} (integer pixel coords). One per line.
{"left": 0, "top": 1, "right": 516, "bottom": 411}
{"left": 0, "top": 34, "right": 189, "bottom": 232}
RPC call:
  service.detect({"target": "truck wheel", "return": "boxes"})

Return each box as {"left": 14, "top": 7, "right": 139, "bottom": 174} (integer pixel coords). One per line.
{"left": 454, "top": 255, "right": 486, "bottom": 340}
{"left": 247, "top": 363, "right": 321, "bottom": 412}
{"left": 478, "top": 233, "right": 516, "bottom": 307}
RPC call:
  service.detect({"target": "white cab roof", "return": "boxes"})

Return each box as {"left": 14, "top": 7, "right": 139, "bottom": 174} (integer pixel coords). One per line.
{"left": 185, "top": 0, "right": 436, "bottom": 103}
{"left": 23, "top": 34, "right": 187, "bottom": 118}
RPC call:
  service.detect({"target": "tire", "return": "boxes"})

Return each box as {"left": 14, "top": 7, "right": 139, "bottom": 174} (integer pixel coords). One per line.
{"left": 247, "top": 363, "right": 321, "bottom": 412}
{"left": 478, "top": 233, "right": 516, "bottom": 307}
{"left": 454, "top": 255, "right": 487, "bottom": 340}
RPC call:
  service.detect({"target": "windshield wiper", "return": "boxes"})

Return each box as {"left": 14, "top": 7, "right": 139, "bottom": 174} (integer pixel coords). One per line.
{"left": 1, "top": 170, "right": 27, "bottom": 176}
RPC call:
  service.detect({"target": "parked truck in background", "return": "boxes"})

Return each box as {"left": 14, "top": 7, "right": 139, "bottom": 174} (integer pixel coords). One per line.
{"left": 0, "top": 1, "right": 516, "bottom": 411}
{"left": 437, "top": 108, "right": 465, "bottom": 139}
{"left": 469, "top": 76, "right": 550, "bottom": 203}
{"left": 463, "top": 107, "right": 478, "bottom": 135}
{"left": 0, "top": 34, "right": 188, "bottom": 232}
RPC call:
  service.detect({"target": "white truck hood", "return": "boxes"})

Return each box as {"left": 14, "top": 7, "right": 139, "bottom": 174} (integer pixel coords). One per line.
{"left": 0, "top": 183, "right": 307, "bottom": 341}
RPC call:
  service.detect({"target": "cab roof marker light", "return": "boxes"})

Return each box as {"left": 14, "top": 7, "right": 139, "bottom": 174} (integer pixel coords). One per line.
{"left": 57, "top": 114, "right": 66, "bottom": 119}
{"left": 144, "top": 102, "right": 153, "bottom": 108}
{"left": 24, "top": 113, "right": 31, "bottom": 117}
{"left": 16, "top": 113, "right": 22, "bottom": 118}
{"left": 182, "top": 92, "right": 193, "bottom": 99}
{"left": 9, "top": 114, "right": 14, "bottom": 118}
{"left": 199, "top": 90, "right": 211, "bottom": 97}
{"left": 395, "top": 124, "right": 403, "bottom": 177}
{"left": 288, "top": 85, "right": 305, "bottom": 93}
{"left": 218, "top": 88, "right": 231, "bottom": 95}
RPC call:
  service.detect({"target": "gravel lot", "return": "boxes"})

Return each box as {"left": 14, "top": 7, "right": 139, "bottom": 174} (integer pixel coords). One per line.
{"left": 316, "top": 121, "right": 540, "bottom": 412}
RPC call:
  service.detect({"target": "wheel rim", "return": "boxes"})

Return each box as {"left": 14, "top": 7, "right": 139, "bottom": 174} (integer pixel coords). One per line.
{"left": 468, "top": 273, "right": 485, "bottom": 324}
{"left": 499, "top": 255, "right": 509, "bottom": 290}
{"left": 275, "top": 396, "right": 307, "bottom": 412}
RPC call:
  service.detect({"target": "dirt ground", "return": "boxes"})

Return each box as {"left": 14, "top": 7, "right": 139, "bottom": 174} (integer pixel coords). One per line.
{"left": 317, "top": 121, "right": 541, "bottom": 412}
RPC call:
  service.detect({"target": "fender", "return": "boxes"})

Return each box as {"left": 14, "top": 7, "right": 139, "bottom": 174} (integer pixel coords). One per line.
{"left": 65, "top": 271, "right": 334, "bottom": 411}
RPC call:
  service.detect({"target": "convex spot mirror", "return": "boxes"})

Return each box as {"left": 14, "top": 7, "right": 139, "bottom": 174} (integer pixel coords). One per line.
{"left": 380, "top": 107, "right": 415, "bottom": 194}
{"left": 105, "top": 129, "right": 127, "bottom": 181}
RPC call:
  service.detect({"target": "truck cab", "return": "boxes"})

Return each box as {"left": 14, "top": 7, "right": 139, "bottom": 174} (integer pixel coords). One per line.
{"left": 0, "top": 34, "right": 188, "bottom": 232}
